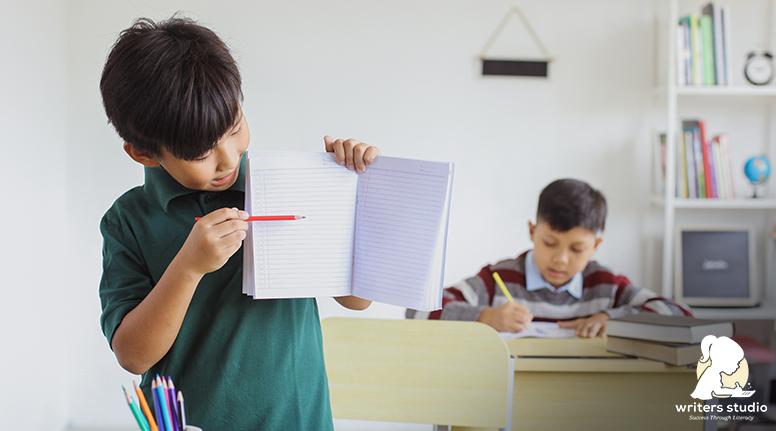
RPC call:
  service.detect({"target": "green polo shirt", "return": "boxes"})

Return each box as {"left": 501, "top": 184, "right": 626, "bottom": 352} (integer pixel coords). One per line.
{"left": 99, "top": 157, "right": 333, "bottom": 431}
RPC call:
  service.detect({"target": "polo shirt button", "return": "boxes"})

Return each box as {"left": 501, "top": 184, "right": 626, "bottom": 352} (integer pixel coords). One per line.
{"left": 204, "top": 195, "right": 215, "bottom": 204}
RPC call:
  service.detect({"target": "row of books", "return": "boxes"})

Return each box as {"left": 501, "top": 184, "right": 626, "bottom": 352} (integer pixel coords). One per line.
{"left": 658, "top": 120, "right": 737, "bottom": 199}
{"left": 676, "top": 3, "right": 731, "bottom": 86}
{"left": 677, "top": 120, "right": 736, "bottom": 199}
{"left": 606, "top": 313, "right": 734, "bottom": 366}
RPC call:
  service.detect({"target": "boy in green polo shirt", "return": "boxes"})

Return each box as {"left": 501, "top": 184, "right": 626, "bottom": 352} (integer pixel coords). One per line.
{"left": 98, "top": 16, "right": 376, "bottom": 430}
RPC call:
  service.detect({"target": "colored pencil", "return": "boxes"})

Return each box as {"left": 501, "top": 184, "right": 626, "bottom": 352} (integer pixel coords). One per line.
{"left": 123, "top": 386, "right": 150, "bottom": 431}
{"left": 167, "top": 377, "right": 180, "bottom": 431}
{"left": 194, "top": 215, "right": 305, "bottom": 222}
{"left": 177, "top": 391, "right": 187, "bottom": 430}
{"left": 156, "top": 375, "right": 175, "bottom": 431}
{"left": 151, "top": 380, "right": 165, "bottom": 431}
{"left": 492, "top": 271, "right": 514, "bottom": 302}
{"left": 134, "top": 381, "right": 159, "bottom": 431}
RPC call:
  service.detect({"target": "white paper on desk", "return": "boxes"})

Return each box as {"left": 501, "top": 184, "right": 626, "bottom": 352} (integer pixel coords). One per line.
{"left": 499, "top": 322, "right": 577, "bottom": 339}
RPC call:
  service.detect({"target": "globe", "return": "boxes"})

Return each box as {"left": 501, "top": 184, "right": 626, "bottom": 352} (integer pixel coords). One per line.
{"left": 744, "top": 156, "right": 770, "bottom": 185}
{"left": 744, "top": 156, "right": 770, "bottom": 198}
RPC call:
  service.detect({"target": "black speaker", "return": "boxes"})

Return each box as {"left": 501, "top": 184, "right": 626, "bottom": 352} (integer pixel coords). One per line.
{"left": 674, "top": 226, "right": 759, "bottom": 307}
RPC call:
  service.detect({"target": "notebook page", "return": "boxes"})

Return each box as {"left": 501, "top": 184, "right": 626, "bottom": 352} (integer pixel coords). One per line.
{"left": 351, "top": 156, "right": 453, "bottom": 311}
{"left": 244, "top": 152, "right": 357, "bottom": 298}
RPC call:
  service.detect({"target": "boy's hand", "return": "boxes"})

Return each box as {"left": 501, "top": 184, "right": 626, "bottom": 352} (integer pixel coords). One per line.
{"left": 477, "top": 302, "right": 534, "bottom": 333}
{"left": 324, "top": 135, "right": 381, "bottom": 174}
{"left": 180, "top": 207, "right": 249, "bottom": 276}
{"left": 557, "top": 311, "right": 610, "bottom": 338}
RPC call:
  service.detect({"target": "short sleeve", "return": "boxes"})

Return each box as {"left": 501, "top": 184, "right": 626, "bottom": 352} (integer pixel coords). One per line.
{"left": 99, "top": 210, "right": 154, "bottom": 349}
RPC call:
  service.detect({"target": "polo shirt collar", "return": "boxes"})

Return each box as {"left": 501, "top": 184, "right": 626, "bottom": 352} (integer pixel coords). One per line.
{"left": 144, "top": 155, "right": 246, "bottom": 211}
{"left": 525, "top": 250, "right": 583, "bottom": 299}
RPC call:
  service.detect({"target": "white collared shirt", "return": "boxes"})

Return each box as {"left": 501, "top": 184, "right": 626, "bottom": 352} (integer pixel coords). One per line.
{"left": 525, "top": 250, "right": 582, "bottom": 299}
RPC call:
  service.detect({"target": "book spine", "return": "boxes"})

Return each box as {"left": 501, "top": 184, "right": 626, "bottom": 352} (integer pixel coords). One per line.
{"left": 698, "top": 121, "right": 716, "bottom": 198}
{"left": 692, "top": 126, "right": 706, "bottom": 198}
{"left": 678, "top": 132, "right": 688, "bottom": 198}
{"left": 679, "top": 17, "right": 693, "bottom": 84}
{"left": 712, "top": 136, "right": 726, "bottom": 199}
{"left": 722, "top": 5, "right": 732, "bottom": 85}
{"left": 712, "top": 3, "right": 725, "bottom": 85}
{"left": 719, "top": 133, "right": 736, "bottom": 198}
{"left": 691, "top": 14, "right": 705, "bottom": 85}
{"left": 685, "top": 130, "right": 697, "bottom": 198}
{"left": 700, "top": 14, "right": 716, "bottom": 85}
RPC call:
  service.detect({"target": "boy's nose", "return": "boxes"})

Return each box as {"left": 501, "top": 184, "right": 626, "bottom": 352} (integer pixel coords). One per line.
{"left": 215, "top": 146, "right": 240, "bottom": 172}
{"left": 553, "top": 251, "right": 569, "bottom": 264}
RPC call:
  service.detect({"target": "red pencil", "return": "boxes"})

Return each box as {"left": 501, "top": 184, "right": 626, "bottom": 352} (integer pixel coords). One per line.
{"left": 194, "top": 215, "right": 306, "bottom": 222}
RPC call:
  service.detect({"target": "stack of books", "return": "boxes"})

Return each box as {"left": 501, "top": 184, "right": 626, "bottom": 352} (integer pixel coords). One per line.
{"left": 676, "top": 2, "right": 731, "bottom": 86}
{"left": 606, "top": 313, "right": 735, "bottom": 366}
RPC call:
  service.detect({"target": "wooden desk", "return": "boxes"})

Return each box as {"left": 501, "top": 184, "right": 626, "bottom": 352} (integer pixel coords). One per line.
{"left": 453, "top": 338, "right": 702, "bottom": 431}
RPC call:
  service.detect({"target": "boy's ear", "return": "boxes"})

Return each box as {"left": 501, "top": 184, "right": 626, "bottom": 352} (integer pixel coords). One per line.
{"left": 123, "top": 142, "right": 160, "bottom": 167}
{"left": 593, "top": 236, "right": 604, "bottom": 251}
{"left": 528, "top": 221, "right": 536, "bottom": 241}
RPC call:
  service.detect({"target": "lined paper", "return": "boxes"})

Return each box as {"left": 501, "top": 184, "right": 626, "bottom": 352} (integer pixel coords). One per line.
{"left": 242, "top": 151, "right": 454, "bottom": 311}
{"left": 352, "top": 157, "right": 453, "bottom": 311}
{"left": 245, "top": 153, "right": 357, "bottom": 298}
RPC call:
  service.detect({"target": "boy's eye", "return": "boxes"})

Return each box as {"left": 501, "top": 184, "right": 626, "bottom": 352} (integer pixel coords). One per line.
{"left": 571, "top": 248, "right": 584, "bottom": 254}
{"left": 231, "top": 126, "right": 242, "bottom": 136}
{"left": 194, "top": 153, "right": 211, "bottom": 162}
{"left": 543, "top": 241, "right": 556, "bottom": 247}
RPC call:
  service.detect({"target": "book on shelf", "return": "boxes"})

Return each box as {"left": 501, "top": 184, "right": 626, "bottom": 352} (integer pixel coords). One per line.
{"left": 682, "top": 120, "right": 706, "bottom": 198}
{"left": 242, "top": 151, "right": 454, "bottom": 311}
{"left": 716, "top": 133, "right": 736, "bottom": 198}
{"left": 698, "top": 120, "right": 718, "bottom": 198}
{"left": 699, "top": 14, "right": 716, "bottom": 85}
{"left": 606, "top": 336, "right": 702, "bottom": 366}
{"left": 656, "top": 133, "right": 667, "bottom": 196}
{"left": 721, "top": 5, "right": 732, "bottom": 85}
{"left": 677, "top": 3, "right": 731, "bottom": 86}
{"left": 607, "top": 313, "right": 734, "bottom": 344}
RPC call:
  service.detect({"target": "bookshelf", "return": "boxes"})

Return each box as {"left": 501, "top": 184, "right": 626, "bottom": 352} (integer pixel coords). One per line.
{"left": 656, "top": 0, "right": 776, "bottom": 302}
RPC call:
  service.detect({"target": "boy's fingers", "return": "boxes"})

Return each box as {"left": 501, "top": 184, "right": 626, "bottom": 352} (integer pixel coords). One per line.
{"left": 323, "top": 135, "right": 336, "bottom": 152}
{"left": 213, "top": 219, "right": 249, "bottom": 239}
{"left": 199, "top": 208, "right": 249, "bottom": 225}
{"left": 352, "top": 143, "right": 370, "bottom": 173}
{"left": 328, "top": 138, "right": 346, "bottom": 165}
{"left": 220, "top": 229, "right": 248, "bottom": 250}
{"left": 343, "top": 139, "right": 358, "bottom": 170}
{"left": 364, "top": 145, "right": 381, "bottom": 164}
{"left": 557, "top": 319, "right": 577, "bottom": 328}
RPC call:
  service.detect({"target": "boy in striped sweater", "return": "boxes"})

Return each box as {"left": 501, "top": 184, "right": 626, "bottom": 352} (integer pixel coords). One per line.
{"left": 407, "top": 179, "right": 691, "bottom": 337}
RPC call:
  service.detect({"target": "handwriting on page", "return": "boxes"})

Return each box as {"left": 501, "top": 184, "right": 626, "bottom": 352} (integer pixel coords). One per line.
{"left": 353, "top": 164, "right": 448, "bottom": 304}
{"left": 250, "top": 166, "right": 358, "bottom": 292}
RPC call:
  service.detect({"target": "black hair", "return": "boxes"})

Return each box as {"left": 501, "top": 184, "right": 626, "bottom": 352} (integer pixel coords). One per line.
{"left": 100, "top": 15, "right": 243, "bottom": 160}
{"left": 536, "top": 179, "right": 607, "bottom": 235}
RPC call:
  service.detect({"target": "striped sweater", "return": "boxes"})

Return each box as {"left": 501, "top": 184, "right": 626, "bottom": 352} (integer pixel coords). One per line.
{"left": 406, "top": 251, "right": 692, "bottom": 321}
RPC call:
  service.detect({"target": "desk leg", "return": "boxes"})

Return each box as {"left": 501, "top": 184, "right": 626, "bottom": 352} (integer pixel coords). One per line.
{"left": 704, "top": 398, "right": 718, "bottom": 431}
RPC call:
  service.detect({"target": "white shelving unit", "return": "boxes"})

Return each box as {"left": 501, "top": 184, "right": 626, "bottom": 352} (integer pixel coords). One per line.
{"left": 658, "top": 0, "right": 776, "bottom": 301}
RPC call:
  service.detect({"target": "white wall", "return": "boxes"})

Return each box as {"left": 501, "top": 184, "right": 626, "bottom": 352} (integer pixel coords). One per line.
{"left": 0, "top": 1, "right": 70, "bottom": 430}
{"left": 3, "top": 0, "right": 710, "bottom": 429}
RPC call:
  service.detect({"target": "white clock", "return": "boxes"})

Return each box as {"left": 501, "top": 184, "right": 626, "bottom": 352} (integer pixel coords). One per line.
{"left": 744, "top": 51, "right": 774, "bottom": 85}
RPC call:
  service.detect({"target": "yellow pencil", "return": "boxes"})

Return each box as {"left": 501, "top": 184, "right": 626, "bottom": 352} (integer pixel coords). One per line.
{"left": 492, "top": 271, "right": 514, "bottom": 302}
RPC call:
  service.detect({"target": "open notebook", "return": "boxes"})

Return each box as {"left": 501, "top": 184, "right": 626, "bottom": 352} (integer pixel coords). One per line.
{"left": 242, "top": 151, "right": 454, "bottom": 311}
